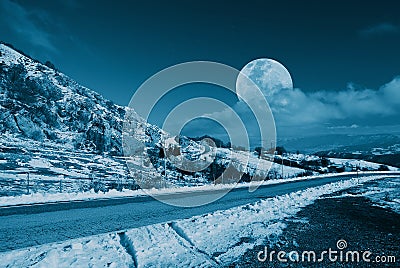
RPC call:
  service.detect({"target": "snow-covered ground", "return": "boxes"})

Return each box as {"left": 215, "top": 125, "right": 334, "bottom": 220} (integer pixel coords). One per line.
{"left": 284, "top": 153, "right": 398, "bottom": 171}
{"left": 329, "top": 176, "right": 400, "bottom": 214}
{"left": 2, "top": 171, "right": 395, "bottom": 207}
{"left": 0, "top": 174, "right": 321, "bottom": 207}
{"left": 366, "top": 177, "right": 400, "bottom": 213}
{"left": 0, "top": 175, "right": 391, "bottom": 267}
{"left": 0, "top": 134, "right": 309, "bottom": 198}
{"left": 372, "top": 144, "right": 400, "bottom": 155}
{"left": 0, "top": 135, "right": 134, "bottom": 196}
{"left": 223, "top": 149, "right": 307, "bottom": 178}
{"left": 0, "top": 233, "right": 135, "bottom": 268}
{"left": 328, "top": 157, "right": 398, "bottom": 171}
{"left": 285, "top": 153, "right": 320, "bottom": 162}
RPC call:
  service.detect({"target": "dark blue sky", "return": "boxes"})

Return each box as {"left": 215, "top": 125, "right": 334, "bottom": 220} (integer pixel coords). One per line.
{"left": 1, "top": 0, "right": 399, "bottom": 105}
{"left": 1, "top": 0, "right": 400, "bottom": 141}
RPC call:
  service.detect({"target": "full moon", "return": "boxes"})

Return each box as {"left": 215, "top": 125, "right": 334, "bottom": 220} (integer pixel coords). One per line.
{"left": 236, "top": 58, "right": 293, "bottom": 100}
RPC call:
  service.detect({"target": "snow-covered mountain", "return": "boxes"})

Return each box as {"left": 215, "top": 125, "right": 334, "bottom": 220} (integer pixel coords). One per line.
{"left": 0, "top": 43, "right": 395, "bottom": 198}
{"left": 0, "top": 43, "right": 299, "bottom": 196}
{"left": 11, "top": 43, "right": 379, "bottom": 199}
{"left": 0, "top": 43, "right": 197, "bottom": 195}
{"left": 0, "top": 42, "right": 126, "bottom": 155}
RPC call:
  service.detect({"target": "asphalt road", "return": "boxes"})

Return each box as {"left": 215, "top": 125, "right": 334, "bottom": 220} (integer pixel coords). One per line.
{"left": 0, "top": 172, "right": 397, "bottom": 252}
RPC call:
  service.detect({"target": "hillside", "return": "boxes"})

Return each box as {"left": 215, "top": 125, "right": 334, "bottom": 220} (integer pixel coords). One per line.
{"left": 0, "top": 43, "right": 126, "bottom": 154}
{"left": 0, "top": 43, "right": 197, "bottom": 195}
{"left": 0, "top": 43, "right": 308, "bottom": 196}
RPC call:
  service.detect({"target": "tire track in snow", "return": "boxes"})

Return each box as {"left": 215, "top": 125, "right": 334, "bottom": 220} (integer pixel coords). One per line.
{"left": 124, "top": 223, "right": 214, "bottom": 267}
{"left": 118, "top": 232, "right": 138, "bottom": 268}
{"left": 168, "top": 222, "right": 219, "bottom": 266}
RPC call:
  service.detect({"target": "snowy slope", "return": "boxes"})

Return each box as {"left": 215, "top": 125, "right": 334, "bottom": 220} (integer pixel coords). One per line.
{"left": 1, "top": 43, "right": 391, "bottom": 199}
{"left": 0, "top": 43, "right": 198, "bottom": 194}
{"left": 1, "top": 43, "right": 306, "bottom": 196}
{"left": 328, "top": 158, "right": 398, "bottom": 171}
{"left": 0, "top": 175, "right": 386, "bottom": 267}
{"left": 0, "top": 43, "right": 125, "bottom": 154}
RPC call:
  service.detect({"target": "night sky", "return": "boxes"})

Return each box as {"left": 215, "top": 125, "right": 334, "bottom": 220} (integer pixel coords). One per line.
{"left": 1, "top": 0, "right": 399, "bottom": 141}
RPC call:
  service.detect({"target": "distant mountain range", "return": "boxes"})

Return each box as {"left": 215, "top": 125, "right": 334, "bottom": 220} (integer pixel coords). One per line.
{"left": 281, "top": 134, "right": 400, "bottom": 167}
{"left": 281, "top": 133, "right": 400, "bottom": 153}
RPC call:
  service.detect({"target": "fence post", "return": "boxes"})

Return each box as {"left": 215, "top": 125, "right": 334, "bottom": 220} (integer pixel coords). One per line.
{"left": 59, "top": 175, "right": 63, "bottom": 193}
{"left": 26, "top": 172, "right": 30, "bottom": 194}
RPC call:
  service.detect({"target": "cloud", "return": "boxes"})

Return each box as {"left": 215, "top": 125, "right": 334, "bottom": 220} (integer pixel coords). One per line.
{"left": 360, "top": 23, "right": 399, "bottom": 37}
{"left": 182, "top": 75, "right": 400, "bottom": 143}
{"left": 0, "top": 0, "right": 56, "bottom": 52}
{"left": 265, "top": 76, "right": 400, "bottom": 127}
{"left": 328, "top": 124, "right": 359, "bottom": 130}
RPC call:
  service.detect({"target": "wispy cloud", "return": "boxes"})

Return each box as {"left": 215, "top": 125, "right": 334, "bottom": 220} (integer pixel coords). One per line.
{"left": 360, "top": 22, "right": 399, "bottom": 37}
{"left": 0, "top": 0, "right": 57, "bottom": 52}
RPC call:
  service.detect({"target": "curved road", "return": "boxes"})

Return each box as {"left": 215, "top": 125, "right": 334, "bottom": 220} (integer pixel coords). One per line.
{"left": 0, "top": 172, "right": 398, "bottom": 252}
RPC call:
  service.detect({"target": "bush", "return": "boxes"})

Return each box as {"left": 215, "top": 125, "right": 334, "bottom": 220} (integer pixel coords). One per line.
{"left": 89, "top": 179, "right": 108, "bottom": 193}
{"left": 44, "top": 61, "right": 56, "bottom": 70}
{"left": 275, "top": 146, "right": 287, "bottom": 155}
{"left": 378, "top": 165, "right": 390, "bottom": 171}
{"left": 254, "top": 147, "right": 263, "bottom": 158}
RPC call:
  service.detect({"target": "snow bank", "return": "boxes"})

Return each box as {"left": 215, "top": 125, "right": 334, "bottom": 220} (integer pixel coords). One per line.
{"left": 0, "top": 175, "right": 390, "bottom": 267}
{"left": 0, "top": 233, "right": 134, "bottom": 268}
{"left": 168, "top": 175, "right": 384, "bottom": 264}
{"left": 1, "top": 171, "right": 398, "bottom": 207}
{"left": 328, "top": 176, "right": 400, "bottom": 214}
